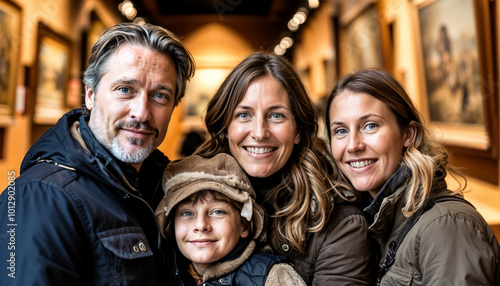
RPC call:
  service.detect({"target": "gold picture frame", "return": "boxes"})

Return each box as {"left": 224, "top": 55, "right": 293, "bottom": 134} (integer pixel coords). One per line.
{"left": 414, "top": 0, "right": 497, "bottom": 183}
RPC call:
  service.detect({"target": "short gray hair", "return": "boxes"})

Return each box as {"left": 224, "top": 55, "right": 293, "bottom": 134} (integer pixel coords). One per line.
{"left": 83, "top": 23, "right": 195, "bottom": 107}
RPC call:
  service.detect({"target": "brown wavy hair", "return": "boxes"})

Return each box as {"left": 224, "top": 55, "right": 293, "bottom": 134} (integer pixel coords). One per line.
{"left": 324, "top": 69, "right": 465, "bottom": 217}
{"left": 196, "top": 52, "right": 350, "bottom": 253}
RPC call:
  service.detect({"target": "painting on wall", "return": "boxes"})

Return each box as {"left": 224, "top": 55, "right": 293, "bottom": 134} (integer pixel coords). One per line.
{"left": 32, "top": 22, "right": 71, "bottom": 125}
{"left": 182, "top": 68, "right": 232, "bottom": 130}
{"left": 0, "top": 0, "right": 21, "bottom": 118}
{"left": 340, "top": 3, "right": 384, "bottom": 72}
{"left": 414, "top": 0, "right": 497, "bottom": 183}
{"left": 415, "top": 0, "right": 496, "bottom": 152}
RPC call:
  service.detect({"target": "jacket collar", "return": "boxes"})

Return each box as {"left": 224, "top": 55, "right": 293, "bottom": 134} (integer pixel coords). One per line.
{"left": 365, "top": 166, "right": 451, "bottom": 242}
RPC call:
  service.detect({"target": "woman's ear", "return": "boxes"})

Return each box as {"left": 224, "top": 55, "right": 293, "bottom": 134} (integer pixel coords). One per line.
{"left": 403, "top": 121, "right": 418, "bottom": 148}
{"left": 294, "top": 132, "right": 301, "bottom": 144}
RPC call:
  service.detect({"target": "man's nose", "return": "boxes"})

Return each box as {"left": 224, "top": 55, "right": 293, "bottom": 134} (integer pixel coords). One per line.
{"left": 130, "top": 93, "right": 152, "bottom": 122}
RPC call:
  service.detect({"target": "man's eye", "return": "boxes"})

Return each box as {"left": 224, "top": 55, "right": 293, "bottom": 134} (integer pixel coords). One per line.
{"left": 118, "top": 87, "right": 130, "bottom": 94}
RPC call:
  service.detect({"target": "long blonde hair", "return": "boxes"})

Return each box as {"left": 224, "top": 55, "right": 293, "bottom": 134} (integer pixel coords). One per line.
{"left": 324, "top": 69, "right": 465, "bottom": 217}
{"left": 196, "top": 52, "right": 350, "bottom": 253}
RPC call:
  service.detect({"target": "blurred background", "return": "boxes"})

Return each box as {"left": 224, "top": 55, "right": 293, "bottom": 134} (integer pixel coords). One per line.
{"left": 0, "top": 0, "right": 498, "bottom": 237}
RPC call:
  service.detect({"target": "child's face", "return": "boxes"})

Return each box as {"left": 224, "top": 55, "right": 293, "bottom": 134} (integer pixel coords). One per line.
{"left": 174, "top": 193, "right": 250, "bottom": 272}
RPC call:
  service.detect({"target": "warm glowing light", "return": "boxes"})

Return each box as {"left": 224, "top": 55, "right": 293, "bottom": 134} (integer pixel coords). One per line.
{"left": 287, "top": 19, "right": 299, "bottom": 31}
{"left": 133, "top": 17, "right": 146, "bottom": 25}
{"left": 280, "top": 37, "right": 293, "bottom": 49}
{"left": 294, "top": 11, "right": 307, "bottom": 24}
{"left": 125, "top": 7, "right": 137, "bottom": 19}
{"left": 274, "top": 45, "right": 286, "bottom": 55}
{"left": 120, "top": 1, "right": 133, "bottom": 14}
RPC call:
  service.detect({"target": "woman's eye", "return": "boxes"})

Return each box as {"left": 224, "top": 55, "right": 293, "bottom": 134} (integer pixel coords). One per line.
{"left": 365, "top": 123, "right": 378, "bottom": 130}
{"left": 270, "top": 113, "right": 285, "bottom": 120}
{"left": 236, "top": 112, "right": 250, "bottom": 119}
{"left": 334, "top": 128, "right": 348, "bottom": 136}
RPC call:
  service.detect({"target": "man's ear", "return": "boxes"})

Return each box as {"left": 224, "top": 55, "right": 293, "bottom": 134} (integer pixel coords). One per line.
{"left": 403, "top": 121, "right": 418, "bottom": 148}
{"left": 85, "top": 84, "right": 95, "bottom": 111}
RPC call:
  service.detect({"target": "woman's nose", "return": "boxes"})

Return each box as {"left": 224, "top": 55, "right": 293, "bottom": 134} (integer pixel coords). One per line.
{"left": 251, "top": 117, "right": 270, "bottom": 141}
{"left": 347, "top": 132, "right": 365, "bottom": 153}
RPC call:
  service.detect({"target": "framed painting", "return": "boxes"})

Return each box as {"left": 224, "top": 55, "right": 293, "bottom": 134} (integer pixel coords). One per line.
{"left": 182, "top": 67, "right": 232, "bottom": 130}
{"left": 0, "top": 0, "right": 21, "bottom": 119}
{"left": 339, "top": 0, "right": 385, "bottom": 72}
{"left": 32, "top": 22, "right": 71, "bottom": 125}
{"left": 414, "top": 0, "right": 497, "bottom": 183}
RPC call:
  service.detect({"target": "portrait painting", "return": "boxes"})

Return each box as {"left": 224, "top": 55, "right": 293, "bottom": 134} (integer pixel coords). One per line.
{"left": 418, "top": 0, "right": 483, "bottom": 126}
{"left": 0, "top": 0, "right": 21, "bottom": 116}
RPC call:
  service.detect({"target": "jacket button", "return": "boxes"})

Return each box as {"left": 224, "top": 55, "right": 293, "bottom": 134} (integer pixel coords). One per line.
{"left": 139, "top": 242, "right": 147, "bottom": 252}
{"left": 282, "top": 244, "right": 290, "bottom": 252}
{"left": 133, "top": 245, "right": 140, "bottom": 253}
{"left": 219, "top": 278, "right": 224, "bottom": 283}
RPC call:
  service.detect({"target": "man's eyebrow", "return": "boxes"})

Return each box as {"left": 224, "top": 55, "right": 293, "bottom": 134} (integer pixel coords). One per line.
{"left": 113, "top": 78, "right": 175, "bottom": 94}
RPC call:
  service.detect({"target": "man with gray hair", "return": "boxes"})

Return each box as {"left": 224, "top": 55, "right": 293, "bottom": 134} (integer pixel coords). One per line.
{"left": 0, "top": 23, "right": 195, "bottom": 285}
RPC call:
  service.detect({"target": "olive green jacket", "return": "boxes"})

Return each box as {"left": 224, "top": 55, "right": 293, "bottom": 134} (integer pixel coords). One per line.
{"left": 369, "top": 171, "right": 500, "bottom": 285}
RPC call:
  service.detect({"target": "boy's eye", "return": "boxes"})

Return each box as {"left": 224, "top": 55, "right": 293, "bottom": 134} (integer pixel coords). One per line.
{"left": 180, "top": 210, "right": 194, "bottom": 217}
{"left": 211, "top": 209, "right": 227, "bottom": 216}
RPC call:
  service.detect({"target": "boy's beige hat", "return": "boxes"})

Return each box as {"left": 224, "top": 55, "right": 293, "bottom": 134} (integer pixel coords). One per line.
{"left": 155, "top": 153, "right": 265, "bottom": 241}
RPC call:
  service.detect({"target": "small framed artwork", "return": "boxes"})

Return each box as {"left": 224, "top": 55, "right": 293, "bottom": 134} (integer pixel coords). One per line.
{"left": 338, "top": 0, "right": 385, "bottom": 72}
{"left": 181, "top": 67, "right": 232, "bottom": 130}
{"left": 414, "top": 0, "right": 497, "bottom": 183}
{"left": 0, "top": 0, "right": 22, "bottom": 119}
{"left": 31, "top": 22, "right": 72, "bottom": 125}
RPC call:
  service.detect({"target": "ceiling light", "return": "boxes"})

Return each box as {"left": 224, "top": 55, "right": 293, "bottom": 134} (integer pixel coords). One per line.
{"left": 274, "top": 45, "right": 286, "bottom": 55}
{"left": 287, "top": 19, "right": 299, "bottom": 31}
{"left": 280, "top": 37, "right": 293, "bottom": 49}
{"left": 308, "top": 0, "right": 319, "bottom": 9}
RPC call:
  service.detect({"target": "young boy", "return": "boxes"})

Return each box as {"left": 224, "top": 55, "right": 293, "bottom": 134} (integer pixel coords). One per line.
{"left": 156, "top": 153, "right": 305, "bottom": 286}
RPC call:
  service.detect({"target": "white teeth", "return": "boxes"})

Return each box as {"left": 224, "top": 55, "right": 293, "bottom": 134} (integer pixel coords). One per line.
{"left": 349, "top": 160, "right": 374, "bottom": 168}
{"left": 246, "top": 147, "right": 273, "bottom": 154}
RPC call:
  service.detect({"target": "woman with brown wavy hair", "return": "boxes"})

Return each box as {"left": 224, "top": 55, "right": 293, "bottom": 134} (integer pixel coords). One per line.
{"left": 196, "top": 52, "right": 373, "bottom": 285}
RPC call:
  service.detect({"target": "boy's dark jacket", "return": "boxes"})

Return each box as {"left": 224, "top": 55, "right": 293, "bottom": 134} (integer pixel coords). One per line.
{"left": 0, "top": 108, "right": 168, "bottom": 285}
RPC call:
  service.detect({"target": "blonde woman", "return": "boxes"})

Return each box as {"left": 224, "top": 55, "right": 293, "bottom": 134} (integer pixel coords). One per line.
{"left": 324, "top": 69, "right": 500, "bottom": 285}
